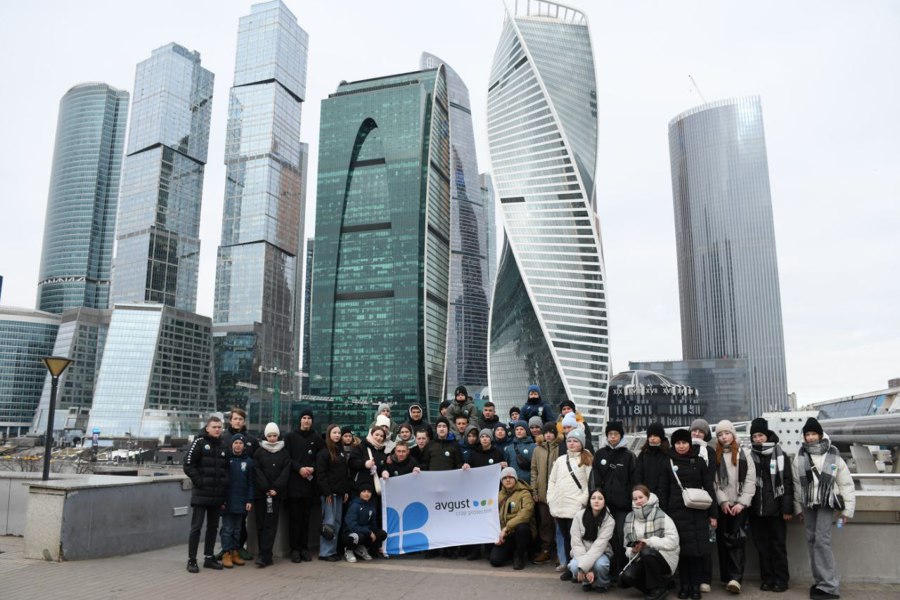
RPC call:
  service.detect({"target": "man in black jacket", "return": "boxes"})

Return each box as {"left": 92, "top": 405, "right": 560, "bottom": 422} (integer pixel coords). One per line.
{"left": 592, "top": 420, "right": 635, "bottom": 580}
{"left": 284, "top": 409, "right": 324, "bottom": 563}
{"left": 183, "top": 416, "right": 229, "bottom": 573}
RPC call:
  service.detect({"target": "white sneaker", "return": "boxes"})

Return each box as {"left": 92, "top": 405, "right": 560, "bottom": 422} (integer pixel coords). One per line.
{"left": 726, "top": 580, "right": 741, "bottom": 594}
{"left": 354, "top": 546, "right": 373, "bottom": 561}
{"left": 700, "top": 584, "right": 711, "bottom": 593}
{"left": 344, "top": 549, "right": 357, "bottom": 563}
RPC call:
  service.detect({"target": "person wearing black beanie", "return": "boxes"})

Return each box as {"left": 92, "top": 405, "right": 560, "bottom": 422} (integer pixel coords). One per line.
{"left": 635, "top": 422, "right": 671, "bottom": 511}
{"left": 792, "top": 416, "right": 855, "bottom": 600}
{"left": 341, "top": 482, "right": 386, "bottom": 562}
{"left": 284, "top": 410, "right": 324, "bottom": 563}
{"left": 592, "top": 419, "right": 635, "bottom": 577}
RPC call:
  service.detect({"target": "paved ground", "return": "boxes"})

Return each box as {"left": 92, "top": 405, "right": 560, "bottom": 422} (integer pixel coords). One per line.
{"left": 1, "top": 536, "right": 898, "bottom": 600}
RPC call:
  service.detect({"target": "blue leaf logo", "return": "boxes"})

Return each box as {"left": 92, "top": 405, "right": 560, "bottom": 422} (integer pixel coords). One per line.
{"left": 386, "top": 501, "right": 430, "bottom": 554}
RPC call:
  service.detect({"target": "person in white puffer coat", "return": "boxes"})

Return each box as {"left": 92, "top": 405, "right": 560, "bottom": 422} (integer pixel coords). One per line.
{"left": 548, "top": 428, "right": 592, "bottom": 579}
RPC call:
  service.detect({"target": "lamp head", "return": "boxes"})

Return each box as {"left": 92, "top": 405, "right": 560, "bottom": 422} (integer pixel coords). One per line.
{"left": 42, "top": 356, "right": 74, "bottom": 378}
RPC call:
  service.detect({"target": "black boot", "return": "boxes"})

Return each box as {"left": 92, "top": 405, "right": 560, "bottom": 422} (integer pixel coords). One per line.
{"left": 186, "top": 559, "right": 199, "bottom": 573}
{"left": 513, "top": 550, "right": 525, "bottom": 570}
{"left": 203, "top": 555, "right": 223, "bottom": 570}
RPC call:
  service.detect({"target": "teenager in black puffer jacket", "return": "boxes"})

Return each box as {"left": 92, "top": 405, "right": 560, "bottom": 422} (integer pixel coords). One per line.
{"left": 635, "top": 422, "right": 672, "bottom": 511}
{"left": 183, "top": 416, "right": 229, "bottom": 573}
{"left": 591, "top": 420, "right": 636, "bottom": 579}
{"left": 283, "top": 409, "right": 324, "bottom": 562}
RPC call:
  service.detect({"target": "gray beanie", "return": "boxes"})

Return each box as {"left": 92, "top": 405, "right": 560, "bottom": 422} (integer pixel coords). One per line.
{"left": 528, "top": 416, "right": 543, "bottom": 429}
{"left": 500, "top": 466, "right": 518, "bottom": 480}
{"left": 566, "top": 428, "right": 585, "bottom": 447}
{"left": 479, "top": 428, "right": 493, "bottom": 440}
{"left": 377, "top": 403, "right": 391, "bottom": 415}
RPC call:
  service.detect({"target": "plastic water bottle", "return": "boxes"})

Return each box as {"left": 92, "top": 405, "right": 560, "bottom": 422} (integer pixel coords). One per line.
{"left": 709, "top": 526, "right": 717, "bottom": 543}
{"left": 266, "top": 496, "right": 273, "bottom": 514}
{"left": 836, "top": 518, "right": 843, "bottom": 529}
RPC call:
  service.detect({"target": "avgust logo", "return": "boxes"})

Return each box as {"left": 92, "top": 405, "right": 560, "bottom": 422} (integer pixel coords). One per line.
{"left": 386, "top": 502, "right": 429, "bottom": 554}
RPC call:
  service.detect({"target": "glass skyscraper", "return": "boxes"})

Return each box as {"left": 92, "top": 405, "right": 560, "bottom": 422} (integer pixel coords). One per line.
{"left": 0, "top": 308, "right": 60, "bottom": 438}
{"left": 487, "top": 1, "right": 609, "bottom": 434}
{"left": 669, "top": 96, "right": 788, "bottom": 418}
{"left": 37, "top": 83, "right": 129, "bottom": 314}
{"left": 300, "top": 238, "right": 314, "bottom": 397}
{"left": 309, "top": 68, "right": 451, "bottom": 431}
{"left": 87, "top": 303, "right": 215, "bottom": 438}
{"left": 110, "top": 43, "right": 214, "bottom": 312}
{"left": 419, "top": 53, "right": 491, "bottom": 401}
{"left": 212, "top": 1, "right": 308, "bottom": 424}
{"left": 481, "top": 173, "right": 498, "bottom": 300}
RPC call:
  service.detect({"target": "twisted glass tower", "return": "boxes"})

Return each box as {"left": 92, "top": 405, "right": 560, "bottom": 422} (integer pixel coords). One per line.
{"left": 37, "top": 83, "right": 129, "bottom": 314}
{"left": 419, "top": 52, "right": 491, "bottom": 399}
{"left": 669, "top": 96, "right": 788, "bottom": 418}
{"left": 212, "top": 0, "right": 308, "bottom": 419}
{"left": 487, "top": 1, "right": 609, "bottom": 432}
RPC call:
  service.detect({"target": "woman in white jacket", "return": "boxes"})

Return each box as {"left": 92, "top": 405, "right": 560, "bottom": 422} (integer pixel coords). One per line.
{"left": 568, "top": 489, "right": 615, "bottom": 592}
{"left": 713, "top": 420, "right": 757, "bottom": 594}
{"left": 621, "top": 485, "right": 680, "bottom": 600}
{"left": 548, "top": 428, "right": 592, "bottom": 579}
{"left": 792, "top": 418, "right": 855, "bottom": 600}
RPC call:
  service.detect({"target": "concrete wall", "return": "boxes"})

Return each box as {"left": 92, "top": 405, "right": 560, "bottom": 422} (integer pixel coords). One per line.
{"left": 0, "top": 473, "right": 79, "bottom": 536}
{"left": 24, "top": 475, "right": 192, "bottom": 560}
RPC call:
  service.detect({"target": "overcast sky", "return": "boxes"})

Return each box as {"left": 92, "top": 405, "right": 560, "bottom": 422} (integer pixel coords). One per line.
{"left": 1, "top": 0, "right": 897, "bottom": 405}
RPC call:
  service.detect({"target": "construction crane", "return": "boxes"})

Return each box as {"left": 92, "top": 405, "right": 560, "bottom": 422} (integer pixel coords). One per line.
{"left": 688, "top": 74, "right": 707, "bottom": 103}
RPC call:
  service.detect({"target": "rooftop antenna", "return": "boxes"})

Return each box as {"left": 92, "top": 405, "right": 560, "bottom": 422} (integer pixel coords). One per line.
{"left": 688, "top": 74, "right": 707, "bottom": 103}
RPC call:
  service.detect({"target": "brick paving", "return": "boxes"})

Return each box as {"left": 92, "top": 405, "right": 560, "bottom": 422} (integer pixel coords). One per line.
{"left": 1, "top": 536, "right": 898, "bottom": 600}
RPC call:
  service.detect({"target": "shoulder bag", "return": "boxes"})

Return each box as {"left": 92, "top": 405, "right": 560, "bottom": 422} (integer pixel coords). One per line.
{"left": 671, "top": 459, "right": 712, "bottom": 510}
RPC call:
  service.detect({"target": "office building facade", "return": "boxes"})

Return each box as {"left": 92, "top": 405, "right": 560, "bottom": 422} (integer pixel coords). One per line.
{"left": 487, "top": 1, "right": 609, "bottom": 434}
{"left": 110, "top": 43, "right": 214, "bottom": 312}
{"left": 669, "top": 97, "right": 788, "bottom": 418}
{"left": 37, "top": 83, "right": 129, "bottom": 314}
{"left": 309, "top": 68, "right": 450, "bottom": 431}
{"left": 213, "top": 1, "right": 308, "bottom": 424}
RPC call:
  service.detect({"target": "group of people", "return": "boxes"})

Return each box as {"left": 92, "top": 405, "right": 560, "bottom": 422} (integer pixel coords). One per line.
{"left": 182, "top": 387, "right": 856, "bottom": 600}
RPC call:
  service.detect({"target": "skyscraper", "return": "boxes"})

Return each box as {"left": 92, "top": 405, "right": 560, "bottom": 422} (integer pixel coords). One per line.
{"left": 86, "top": 44, "right": 215, "bottom": 439}
{"left": 110, "top": 43, "right": 214, "bottom": 312}
{"left": 309, "top": 67, "right": 450, "bottom": 430}
{"left": 37, "top": 83, "right": 129, "bottom": 314}
{"left": 669, "top": 96, "right": 788, "bottom": 418}
{"left": 487, "top": 1, "right": 609, "bottom": 434}
{"left": 419, "top": 52, "right": 490, "bottom": 400}
{"left": 212, "top": 0, "right": 308, "bottom": 423}
{"left": 300, "top": 238, "right": 314, "bottom": 397}
{"left": 481, "top": 173, "right": 498, "bottom": 297}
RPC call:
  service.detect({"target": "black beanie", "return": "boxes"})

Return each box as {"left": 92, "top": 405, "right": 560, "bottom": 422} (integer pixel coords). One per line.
{"left": 358, "top": 482, "right": 375, "bottom": 495}
{"left": 558, "top": 399, "right": 576, "bottom": 412}
{"left": 509, "top": 406, "right": 520, "bottom": 417}
{"left": 299, "top": 407, "right": 314, "bottom": 420}
{"left": 542, "top": 422, "right": 558, "bottom": 435}
{"left": 340, "top": 425, "right": 353, "bottom": 436}
{"left": 435, "top": 416, "right": 450, "bottom": 430}
{"left": 750, "top": 418, "right": 770, "bottom": 438}
{"left": 454, "top": 385, "right": 468, "bottom": 398}
{"left": 646, "top": 422, "right": 665, "bottom": 440}
{"left": 802, "top": 417, "right": 824, "bottom": 437}
{"left": 671, "top": 428, "right": 691, "bottom": 446}
{"left": 605, "top": 420, "right": 624, "bottom": 437}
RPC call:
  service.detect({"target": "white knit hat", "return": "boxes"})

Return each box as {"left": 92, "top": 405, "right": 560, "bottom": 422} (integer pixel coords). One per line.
{"left": 264, "top": 422, "right": 280, "bottom": 437}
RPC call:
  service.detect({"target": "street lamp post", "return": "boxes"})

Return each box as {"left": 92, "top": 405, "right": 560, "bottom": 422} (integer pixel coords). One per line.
{"left": 41, "top": 356, "right": 74, "bottom": 481}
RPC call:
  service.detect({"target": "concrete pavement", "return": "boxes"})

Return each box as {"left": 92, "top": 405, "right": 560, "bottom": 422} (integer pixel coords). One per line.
{"left": 1, "top": 536, "right": 898, "bottom": 600}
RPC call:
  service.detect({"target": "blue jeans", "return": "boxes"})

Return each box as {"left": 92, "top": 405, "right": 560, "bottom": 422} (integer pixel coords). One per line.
{"left": 319, "top": 495, "right": 343, "bottom": 557}
{"left": 220, "top": 512, "right": 244, "bottom": 552}
{"left": 569, "top": 554, "right": 611, "bottom": 588}
{"left": 555, "top": 522, "right": 566, "bottom": 565}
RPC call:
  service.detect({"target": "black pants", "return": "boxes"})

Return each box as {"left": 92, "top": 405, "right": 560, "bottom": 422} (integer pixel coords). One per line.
{"left": 620, "top": 547, "right": 672, "bottom": 593}
{"left": 717, "top": 510, "right": 748, "bottom": 583}
{"left": 343, "top": 529, "right": 387, "bottom": 553}
{"left": 679, "top": 552, "right": 706, "bottom": 592}
{"left": 256, "top": 496, "right": 283, "bottom": 562}
{"left": 188, "top": 504, "right": 221, "bottom": 560}
{"left": 610, "top": 508, "right": 629, "bottom": 577}
{"left": 557, "top": 517, "right": 573, "bottom": 563}
{"left": 489, "top": 523, "right": 532, "bottom": 567}
{"left": 289, "top": 496, "right": 315, "bottom": 551}
{"left": 751, "top": 514, "right": 790, "bottom": 586}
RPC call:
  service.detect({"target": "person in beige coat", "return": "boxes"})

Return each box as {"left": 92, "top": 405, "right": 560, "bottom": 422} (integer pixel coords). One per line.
{"left": 568, "top": 489, "right": 616, "bottom": 592}
{"left": 548, "top": 428, "right": 592, "bottom": 579}
{"left": 791, "top": 418, "right": 855, "bottom": 600}
{"left": 530, "top": 422, "right": 560, "bottom": 564}
{"left": 713, "top": 420, "right": 757, "bottom": 594}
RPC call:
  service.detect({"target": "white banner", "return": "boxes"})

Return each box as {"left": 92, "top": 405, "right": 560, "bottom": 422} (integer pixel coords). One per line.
{"left": 381, "top": 465, "right": 502, "bottom": 555}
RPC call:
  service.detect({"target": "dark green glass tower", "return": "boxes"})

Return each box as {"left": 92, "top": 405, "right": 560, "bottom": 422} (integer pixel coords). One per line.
{"left": 309, "top": 68, "right": 450, "bottom": 433}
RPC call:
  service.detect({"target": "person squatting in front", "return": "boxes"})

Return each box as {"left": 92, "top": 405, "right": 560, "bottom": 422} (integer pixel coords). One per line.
{"left": 620, "top": 484, "right": 680, "bottom": 600}
{"left": 490, "top": 466, "right": 536, "bottom": 570}
{"left": 341, "top": 482, "right": 387, "bottom": 562}
{"left": 567, "top": 488, "right": 615, "bottom": 592}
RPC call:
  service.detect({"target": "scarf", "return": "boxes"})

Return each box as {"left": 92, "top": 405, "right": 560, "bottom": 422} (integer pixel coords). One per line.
{"left": 797, "top": 438, "right": 840, "bottom": 509}
{"left": 624, "top": 497, "right": 667, "bottom": 546}
{"left": 716, "top": 445, "right": 748, "bottom": 494}
{"left": 366, "top": 432, "right": 385, "bottom": 451}
{"left": 581, "top": 506, "right": 609, "bottom": 542}
{"left": 260, "top": 440, "right": 284, "bottom": 453}
{"left": 751, "top": 442, "right": 785, "bottom": 498}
